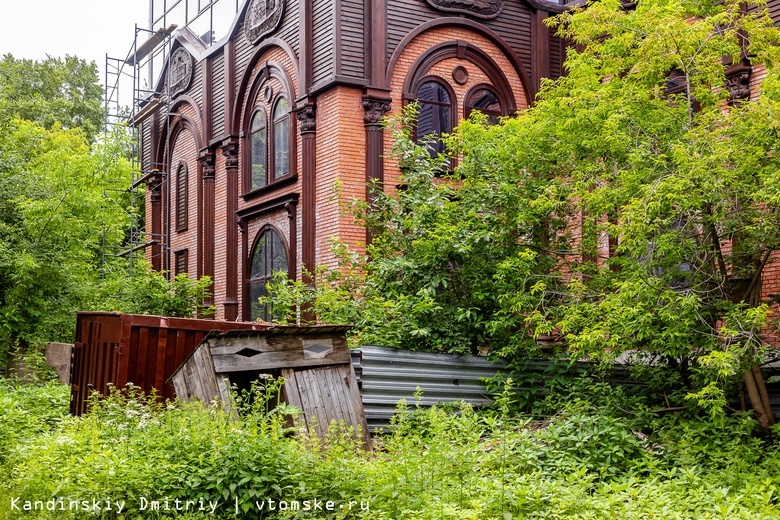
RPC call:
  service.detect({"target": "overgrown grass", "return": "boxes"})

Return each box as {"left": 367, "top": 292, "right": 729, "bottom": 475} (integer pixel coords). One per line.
{"left": 1, "top": 379, "right": 779, "bottom": 519}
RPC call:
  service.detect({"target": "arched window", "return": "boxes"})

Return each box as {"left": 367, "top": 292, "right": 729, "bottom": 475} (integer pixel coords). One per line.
{"left": 248, "top": 228, "right": 288, "bottom": 321}
{"left": 175, "top": 162, "right": 188, "bottom": 231}
{"left": 244, "top": 88, "right": 294, "bottom": 194}
{"left": 273, "top": 96, "right": 290, "bottom": 179}
{"left": 465, "top": 87, "right": 503, "bottom": 124}
{"left": 250, "top": 109, "right": 267, "bottom": 189}
{"left": 416, "top": 80, "right": 453, "bottom": 158}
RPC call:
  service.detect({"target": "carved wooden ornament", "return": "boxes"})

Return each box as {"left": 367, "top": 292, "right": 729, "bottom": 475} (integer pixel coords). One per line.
{"left": 245, "top": 0, "right": 286, "bottom": 45}
{"left": 425, "top": 0, "right": 503, "bottom": 19}
{"left": 169, "top": 48, "right": 193, "bottom": 98}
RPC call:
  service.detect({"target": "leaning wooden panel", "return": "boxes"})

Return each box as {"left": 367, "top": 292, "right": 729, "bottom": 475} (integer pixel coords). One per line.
{"left": 170, "top": 325, "right": 371, "bottom": 449}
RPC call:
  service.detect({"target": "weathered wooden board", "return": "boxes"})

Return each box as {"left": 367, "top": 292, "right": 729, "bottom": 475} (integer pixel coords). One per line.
{"left": 282, "top": 363, "right": 370, "bottom": 449}
{"left": 210, "top": 334, "right": 351, "bottom": 372}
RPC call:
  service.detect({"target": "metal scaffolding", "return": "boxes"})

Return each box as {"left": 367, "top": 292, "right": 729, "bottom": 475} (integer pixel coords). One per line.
{"left": 102, "top": 0, "right": 238, "bottom": 275}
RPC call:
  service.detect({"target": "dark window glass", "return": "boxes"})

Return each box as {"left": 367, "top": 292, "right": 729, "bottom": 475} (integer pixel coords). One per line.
{"left": 250, "top": 110, "right": 267, "bottom": 189}
{"left": 249, "top": 228, "right": 288, "bottom": 322}
{"left": 466, "top": 88, "right": 502, "bottom": 124}
{"left": 416, "top": 81, "right": 451, "bottom": 158}
{"left": 273, "top": 97, "right": 290, "bottom": 179}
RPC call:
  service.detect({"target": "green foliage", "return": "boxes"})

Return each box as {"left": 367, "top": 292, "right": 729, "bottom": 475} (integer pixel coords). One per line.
{"left": 0, "top": 120, "right": 132, "bottom": 359}
{"left": 99, "top": 266, "right": 215, "bottom": 318}
{"left": 259, "top": 0, "right": 780, "bottom": 420}
{"left": 262, "top": 107, "right": 569, "bottom": 354}
{"left": 0, "top": 55, "right": 104, "bottom": 142}
{"left": 0, "top": 380, "right": 68, "bottom": 472}
{"left": 1, "top": 382, "right": 779, "bottom": 519}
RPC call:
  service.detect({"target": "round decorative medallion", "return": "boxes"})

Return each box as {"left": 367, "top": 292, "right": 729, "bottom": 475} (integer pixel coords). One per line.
{"left": 452, "top": 66, "right": 469, "bottom": 85}
{"left": 264, "top": 84, "right": 274, "bottom": 103}
{"left": 169, "top": 48, "right": 194, "bottom": 98}
{"left": 245, "top": 0, "right": 286, "bottom": 45}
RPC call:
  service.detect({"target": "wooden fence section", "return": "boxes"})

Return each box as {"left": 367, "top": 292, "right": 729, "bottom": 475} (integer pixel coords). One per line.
{"left": 70, "top": 312, "right": 267, "bottom": 415}
{"left": 170, "top": 325, "right": 371, "bottom": 449}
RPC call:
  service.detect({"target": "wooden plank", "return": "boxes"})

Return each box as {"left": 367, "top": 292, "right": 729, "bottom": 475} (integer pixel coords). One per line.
{"left": 170, "top": 369, "right": 188, "bottom": 401}
{"left": 197, "top": 345, "right": 220, "bottom": 404}
{"left": 298, "top": 369, "right": 329, "bottom": 438}
{"left": 325, "top": 366, "right": 349, "bottom": 426}
{"left": 191, "top": 345, "right": 218, "bottom": 404}
{"left": 346, "top": 362, "right": 371, "bottom": 448}
{"left": 215, "top": 374, "right": 237, "bottom": 419}
{"left": 280, "top": 368, "right": 308, "bottom": 431}
{"left": 212, "top": 345, "right": 351, "bottom": 372}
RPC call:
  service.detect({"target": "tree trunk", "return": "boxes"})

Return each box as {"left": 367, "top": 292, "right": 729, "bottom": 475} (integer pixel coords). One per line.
{"left": 743, "top": 365, "right": 775, "bottom": 432}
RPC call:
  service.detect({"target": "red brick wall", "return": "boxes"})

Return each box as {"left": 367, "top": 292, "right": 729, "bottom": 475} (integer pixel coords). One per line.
{"left": 314, "top": 85, "right": 367, "bottom": 270}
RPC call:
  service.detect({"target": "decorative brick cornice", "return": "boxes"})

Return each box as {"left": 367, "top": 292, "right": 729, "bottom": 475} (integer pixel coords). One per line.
{"left": 296, "top": 103, "right": 317, "bottom": 134}
{"left": 362, "top": 96, "right": 391, "bottom": 125}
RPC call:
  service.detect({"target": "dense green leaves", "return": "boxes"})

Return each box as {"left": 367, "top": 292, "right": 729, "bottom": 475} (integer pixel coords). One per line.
{"left": 1, "top": 381, "right": 779, "bottom": 519}
{"left": 0, "top": 120, "right": 132, "bottom": 356}
{"left": 261, "top": 0, "right": 780, "bottom": 422}
{"left": 0, "top": 55, "right": 104, "bottom": 142}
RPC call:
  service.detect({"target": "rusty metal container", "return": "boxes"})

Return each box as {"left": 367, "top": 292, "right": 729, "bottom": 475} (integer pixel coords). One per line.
{"left": 70, "top": 312, "right": 268, "bottom": 415}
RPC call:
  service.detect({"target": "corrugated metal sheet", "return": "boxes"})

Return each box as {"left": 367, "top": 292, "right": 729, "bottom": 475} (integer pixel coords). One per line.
{"left": 70, "top": 312, "right": 269, "bottom": 415}
{"left": 355, "top": 346, "right": 508, "bottom": 432}
{"left": 353, "top": 347, "right": 780, "bottom": 432}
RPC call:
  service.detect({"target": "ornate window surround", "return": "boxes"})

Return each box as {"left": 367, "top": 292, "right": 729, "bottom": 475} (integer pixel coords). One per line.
{"left": 241, "top": 61, "right": 298, "bottom": 200}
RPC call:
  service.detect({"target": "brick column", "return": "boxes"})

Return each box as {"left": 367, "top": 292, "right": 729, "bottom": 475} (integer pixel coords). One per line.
{"left": 148, "top": 173, "right": 164, "bottom": 271}
{"left": 297, "top": 101, "right": 316, "bottom": 283}
{"left": 199, "top": 150, "right": 216, "bottom": 311}
{"left": 222, "top": 138, "right": 239, "bottom": 321}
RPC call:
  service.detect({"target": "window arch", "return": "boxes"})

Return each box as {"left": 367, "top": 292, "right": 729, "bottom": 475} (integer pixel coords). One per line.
{"left": 248, "top": 227, "right": 289, "bottom": 322}
{"left": 465, "top": 85, "right": 503, "bottom": 124}
{"left": 250, "top": 109, "right": 268, "bottom": 189}
{"left": 415, "top": 79, "right": 454, "bottom": 158}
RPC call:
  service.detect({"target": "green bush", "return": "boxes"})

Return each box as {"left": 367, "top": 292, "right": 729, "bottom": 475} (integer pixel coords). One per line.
{"left": 1, "top": 381, "right": 779, "bottom": 519}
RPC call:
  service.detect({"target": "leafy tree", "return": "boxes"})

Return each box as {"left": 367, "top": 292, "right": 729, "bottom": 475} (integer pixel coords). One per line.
{"left": 262, "top": 107, "right": 570, "bottom": 354}
{"left": 0, "top": 55, "right": 104, "bottom": 142}
{"left": 494, "top": 0, "right": 780, "bottom": 428}
{"left": 265, "top": 0, "right": 780, "bottom": 426}
{"left": 0, "top": 120, "right": 132, "bottom": 360}
{"left": 99, "top": 266, "right": 215, "bottom": 318}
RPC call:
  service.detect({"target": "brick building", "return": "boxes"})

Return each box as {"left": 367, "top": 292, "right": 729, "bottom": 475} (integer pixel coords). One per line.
{"left": 136, "top": 0, "right": 574, "bottom": 321}
{"left": 134, "top": 0, "right": 780, "bottom": 323}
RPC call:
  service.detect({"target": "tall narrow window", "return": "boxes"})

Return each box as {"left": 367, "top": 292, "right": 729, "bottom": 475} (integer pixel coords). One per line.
{"left": 249, "top": 228, "right": 288, "bottom": 322}
{"left": 273, "top": 96, "right": 290, "bottom": 179}
{"left": 175, "top": 162, "right": 188, "bottom": 231}
{"left": 250, "top": 109, "right": 267, "bottom": 189}
{"left": 416, "top": 80, "right": 452, "bottom": 158}
{"left": 465, "top": 87, "right": 502, "bottom": 124}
